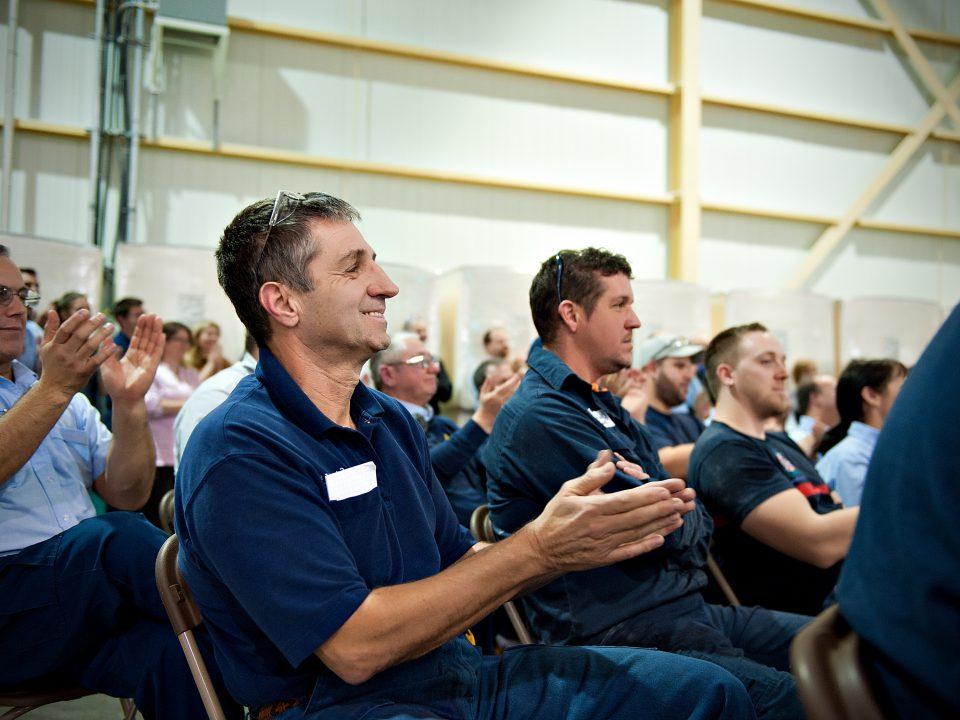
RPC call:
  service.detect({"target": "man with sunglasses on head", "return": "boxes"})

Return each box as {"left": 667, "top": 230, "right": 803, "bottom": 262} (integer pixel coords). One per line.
{"left": 370, "top": 331, "right": 519, "bottom": 527}
{"left": 0, "top": 246, "right": 242, "bottom": 719}
{"left": 176, "top": 191, "right": 753, "bottom": 720}
{"left": 481, "top": 248, "right": 810, "bottom": 719}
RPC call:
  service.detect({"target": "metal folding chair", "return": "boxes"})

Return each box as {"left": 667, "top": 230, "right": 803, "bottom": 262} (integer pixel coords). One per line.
{"left": 469, "top": 505, "right": 535, "bottom": 645}
{"left": 158, "top": 489, "right": 175, "bottom": 535}
{"left": 155, "top": 534, "right": 227, "bottom": 720}
{"left": 790, "top": 604, "right": 887, "bottom": 720}
{"left": 706, "top": 551, "right": 740, "bottom": 606}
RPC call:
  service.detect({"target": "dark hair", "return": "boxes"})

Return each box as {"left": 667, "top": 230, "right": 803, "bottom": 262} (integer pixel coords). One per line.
{"left": 0, "top": 245, "right": 9, "bottom": 257}
{"left": 529, "top": 248, "right": 632, "bottom": 344}
{"left": 244, "top": 332, "right": 258, "bottom": 355}
{"left": 703, "top": 322, "right": 769, "bottom": 403}
{"left": 19, "top": 266, "right": 36, "bottom": 276}
{"left": 113, "top": 296, "right": 143, "bottom": 318}
{"left": 795, "top": 381, "right": 818, "bottom": 417}
{"left": 473, "top": 358, "right": 507, "bottom": 393}
{"left": 482, "top": 329, "right": 495, "bottom": 346}
{"left": 162, "top": 321, "right": 192, "bottom": 342}
{"left": 819, "top": 359, "right": 907, "bottom": 454}
{"left": 216, "top": 192, "right": 360, "bottom": 346}
{"left": 55, "top": 292, "right": 87, "bottom": 322}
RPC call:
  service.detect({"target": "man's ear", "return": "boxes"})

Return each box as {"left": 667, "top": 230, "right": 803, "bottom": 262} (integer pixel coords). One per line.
{"left": 259, "top": 282, "right": 300, "bottom": 331}
{"left": 558, "top": 300, "right": 580, "bottom": 333}
{"left": 715, "top": 362, "right": 735, "bottom": 391}
{"left": 378, "top": 364, "right": 396, "bottom": 389}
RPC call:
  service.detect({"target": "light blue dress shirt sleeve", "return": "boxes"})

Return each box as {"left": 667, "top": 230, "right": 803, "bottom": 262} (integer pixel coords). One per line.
{"left": 815, "top": 422, "right": 878, "bottom": 507}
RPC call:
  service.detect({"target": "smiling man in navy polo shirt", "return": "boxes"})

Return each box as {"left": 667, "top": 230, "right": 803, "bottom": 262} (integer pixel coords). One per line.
{"left": 175, "top": 193, "right": 753, "bottom": 720}
{"left": 482, "top": 248, "right": 809, "bottom": 719}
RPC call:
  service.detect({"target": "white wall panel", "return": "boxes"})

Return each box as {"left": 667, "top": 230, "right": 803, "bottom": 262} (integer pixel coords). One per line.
{"left": 114, "top": 244, "right": 246, "bottom": 359}
{"left": 725, "top": 289, "right": 835, "bottom": 371}
{"left": 0, "top": 234, "right": 103, "bottom": 311}
{"left": 228, "top": 0, "right": 669, "bottom": 86}
{"left": 811, "top": 228, "right": 959, "bottom": 308}
{"left": 839, "top": 297, "right": 943, "bottom": 366}
{"left": 630, "top": 280, "right": 712, "bottom": 347}
{"left": 702, "top": 3, "right": 952, "bottom": 127}
{"left": 702, "top": 106, "right": 900, "bottom": 217}
{"left": 378, "top": 262, "right": 441, "bottom": 353}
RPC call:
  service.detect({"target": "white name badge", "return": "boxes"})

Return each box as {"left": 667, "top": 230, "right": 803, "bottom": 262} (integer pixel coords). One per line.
{"left": 589, "top": 408, "right": 616, "bottom": 428}
{"left": 325, "top": 461, "right": 378, "bottom": 501}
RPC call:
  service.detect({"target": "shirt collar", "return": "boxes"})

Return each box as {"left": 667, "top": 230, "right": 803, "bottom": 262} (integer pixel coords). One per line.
{"left": 1, "top": 360, "right": 37, "bottom": 391}
{"left": 526, "top": 338, "right": 592, "bottom": 394}
{"left": 255, "top": 345, "right": 384, "bottom": 439}
{"left": 397, "top": 398, "right": 433, "bottom": 422}
{"left": 847, "top": 420, "right": 879, "bottom": 450}
{"left": 240, "top": 352, "right": 258, "bottom": 372}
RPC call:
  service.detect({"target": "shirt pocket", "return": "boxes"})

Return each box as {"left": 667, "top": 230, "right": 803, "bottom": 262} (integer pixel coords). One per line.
{"left": 328, "top": 488, "right": 397, "bottom": 588}
{"left": 48, "top": 426, "right": 93, "bottom": 487}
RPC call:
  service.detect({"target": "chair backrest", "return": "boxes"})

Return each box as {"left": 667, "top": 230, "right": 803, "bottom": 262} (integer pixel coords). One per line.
{"left": 468, "top": 505, "right": 535, "bottom": 645}
{"left": 790, "top": 604, "right": 887, "bottom": 720}
{"left": 155, "top": 535, "right": 227, "bottom": 720}
{"left": 158, "top": 489, "right": 175, "bottom": 535}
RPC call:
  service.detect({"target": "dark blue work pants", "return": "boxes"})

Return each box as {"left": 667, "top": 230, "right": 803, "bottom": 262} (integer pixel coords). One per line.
{"left": 0, "top": 512, "right": 242, "bottom": 720}
{"left": 283, "top": 640, "right": 755, "bottom": 720}
{"left": 586, "top": 596, "right": 809, "bottom": 720}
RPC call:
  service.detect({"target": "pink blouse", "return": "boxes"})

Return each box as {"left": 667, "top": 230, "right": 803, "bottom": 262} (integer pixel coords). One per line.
{"left": 145, "top": 363, "right": 201, "bottom": 467}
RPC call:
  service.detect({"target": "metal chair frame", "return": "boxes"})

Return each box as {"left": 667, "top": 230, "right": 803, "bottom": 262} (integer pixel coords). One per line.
{"left": 0, "top": 685, "right": 135, "bottom": 720}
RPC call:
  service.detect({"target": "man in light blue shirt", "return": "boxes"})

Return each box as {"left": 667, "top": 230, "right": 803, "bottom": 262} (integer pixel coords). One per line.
{"left": 816, "top": 359, "right": 907, "bottom": 507}
{"left": 0, "top": 245, "right": 241, "bottom": 719}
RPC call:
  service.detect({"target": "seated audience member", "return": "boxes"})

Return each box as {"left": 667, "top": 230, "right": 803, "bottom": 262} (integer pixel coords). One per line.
{"left": 0, "top": 245, "right": 241, "bottom": 719}
{"left": 143, "top": 322, "right": 200, "bottom": 527}
{"left": 112, "top": 296, "right": 145, "bottom": 356}
{"left": 599, "top": 366, "right": 650, "bottom": 423}
{"left": 173, "top": 333, "right": 259, "bottom": 471}
{"left": 463, "top": 326, "right": 511, "bottom": 408}
{"left": 15, "top": 267, "right": 42, "bottom": 372}
{"left": 54, "top": 292, "right": 98, "bottom": 406}
{"left": 815, "top": 359, "right": 907, "bottom": 507}
{"left": 176, "top": 194, "right": 753, "bottom": 720}
{"left": 788, "top": 375, "right": 838, "bottom": 458}
{"left": 838, "top": 304, "right": 959, "bottom": 719}
{"left": 688, "top": 323, "right": 858, "bottom": 616}
{"left": 403, "top": 315, "right": 452, "bottom": 413}
{"left": 185, "top": 320, "right": 231, "bottom": 381}
{"left": 482, "top": 248, "right": 808, "bottom": 719}
{"left": 638, "top": 334, "right": 705, "bottom": 478}
{"left": 371, "top": 331, "right": 518, "bottom": 526}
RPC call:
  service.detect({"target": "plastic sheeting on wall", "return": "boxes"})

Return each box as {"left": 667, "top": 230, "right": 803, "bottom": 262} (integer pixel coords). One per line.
{"left": 113, "top": 244, "right": 246, "bottom": 360}
{"left": 839, "top": 298, "right": 944, "bottom": 367}
{"left": 380, "top": 262, "right": 441, "bottom": 351}
{"left": 436, "top": 265, "right": 537, "bottom": 409}
{"left": 631, "top": 279, "right": 712, "bottom": 363}
{"left": 725, "top": 289, "right": 835, "bottom": 373}
{"left": 0, "top": 234, "right": 103, "bottom": 311}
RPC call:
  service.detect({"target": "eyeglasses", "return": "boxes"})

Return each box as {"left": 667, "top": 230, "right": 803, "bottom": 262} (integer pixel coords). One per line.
{"left": 0, "top": 285, "right": 41, "bottom": 309}
{"left": 554, "top": 253, "right": 564, "bottom": 306}
{"left": 255, "top": 190, "right": 306, "bottom": 279}
{"left": 387, "top": 353, "right": 438, "bottom": 370}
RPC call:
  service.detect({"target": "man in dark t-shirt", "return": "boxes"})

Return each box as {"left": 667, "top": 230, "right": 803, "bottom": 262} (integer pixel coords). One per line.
{"left": 638, "top": 334, "right": 705, "bottom": 478}
{"left": 689, "top": 323, "right": 858, "bottom": 616}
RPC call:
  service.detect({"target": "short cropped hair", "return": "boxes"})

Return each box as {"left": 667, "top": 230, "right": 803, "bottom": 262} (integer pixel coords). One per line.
{"left": 0, "top": 245, "right": 9, "bottom": 257}
{"left": 703, "top": 322, "right": 769, "bottom": 403}
{"left": 473, "top": 358, "right": 507, "bottom": 393}
{"left": 216, "top": 192, "right": 360, "bottom": 346}
{"left": 113, "top": 297, "right": 143, "bottom": 318}
{"left": 369, "top": 331, "right": 419, "bottom": 390}
{"left": 795, "top": 381, "right": 818, "bottom": 417}
{"left": 162, "top": 321, "right": 191, "bottom": 342}
{"left": 19, "top": 266, "right": 36, "bottom": 276}
{"left": 529, "top": 248, "right": 633, "bottom": 345}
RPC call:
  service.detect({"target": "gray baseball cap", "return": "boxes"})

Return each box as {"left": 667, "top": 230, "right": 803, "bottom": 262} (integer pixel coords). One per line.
{"left": 637, "top": 334, "right": 704, "bottom": 366}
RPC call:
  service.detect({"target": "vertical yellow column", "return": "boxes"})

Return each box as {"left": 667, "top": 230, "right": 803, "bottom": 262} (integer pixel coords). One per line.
{"left": 667, "top": 0, "right": 702, "bottom": 282}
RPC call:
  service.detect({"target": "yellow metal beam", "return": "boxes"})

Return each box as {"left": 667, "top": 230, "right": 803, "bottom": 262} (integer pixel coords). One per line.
{"left": 668, "top": 0, "right": 702, "bottom": 283}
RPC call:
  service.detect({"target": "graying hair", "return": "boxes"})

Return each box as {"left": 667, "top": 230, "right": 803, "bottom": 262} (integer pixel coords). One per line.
{"left": 370, "top": 331, "right": 420, "bottom": 390}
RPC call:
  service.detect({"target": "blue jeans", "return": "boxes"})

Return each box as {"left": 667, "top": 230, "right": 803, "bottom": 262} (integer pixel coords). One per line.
{"left": 586, "top": 595, "right": 809, "bottom": 720}
{"left": 280, "top": 641, "right": 754, "bottom": 720}
{"left": 0, "top": 513, "right": 242, "bottom": 720}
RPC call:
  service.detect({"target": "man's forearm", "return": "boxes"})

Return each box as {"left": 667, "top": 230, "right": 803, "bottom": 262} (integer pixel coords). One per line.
{"left": 0, "top": 381, "right": 73, "bottom": 485}
{"left": 317, "top": 527, "right": 555, "bottom": 684}
{"left": 811, "top": 506, "right": 859, "bottom": 568}
{"left": 101, "top": 398, "right": 155, "bottom": 509}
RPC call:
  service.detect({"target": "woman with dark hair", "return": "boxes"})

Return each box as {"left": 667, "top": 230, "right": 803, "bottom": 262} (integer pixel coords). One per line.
{"left": 816, "top": 358, "right": 907, "bottom": 506}
{"left": 142, "top": 321, "right": 200, "bottom": 526}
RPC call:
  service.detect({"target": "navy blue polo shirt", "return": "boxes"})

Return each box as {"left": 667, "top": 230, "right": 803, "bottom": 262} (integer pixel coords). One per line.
{"left": 425, "top": 415, "right": 488, "bottom": 527}
{"left": 644, "top": 406, "right": 704, "bottom": 450}
{"left": 481, "top": 340, "right": 710, "bottom": 644}
{"left": 688, "top": 422, "right": 842, "bottom": 616}
{"left": 839, "top": 304, "right": 960, "bottom": 718}
{"left": 175, "top": 346, "right": 476, "bottom": 710}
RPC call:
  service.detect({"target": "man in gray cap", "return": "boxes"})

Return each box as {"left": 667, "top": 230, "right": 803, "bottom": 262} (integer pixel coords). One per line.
{"left": 638, "top": 334, "right": 705, "bottom": 479}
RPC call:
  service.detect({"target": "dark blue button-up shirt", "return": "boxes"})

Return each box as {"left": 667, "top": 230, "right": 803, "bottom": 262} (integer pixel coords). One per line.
{"left": 481, "top": 340, "right": 710, "bottom": 643}
{"left": 176, "top": 346, "right": 476, "bottom": 710}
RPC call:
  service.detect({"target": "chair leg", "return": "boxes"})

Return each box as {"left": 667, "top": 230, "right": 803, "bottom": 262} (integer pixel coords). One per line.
{"left": 120, "top": 698, "right": 138, "bottom": 719}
